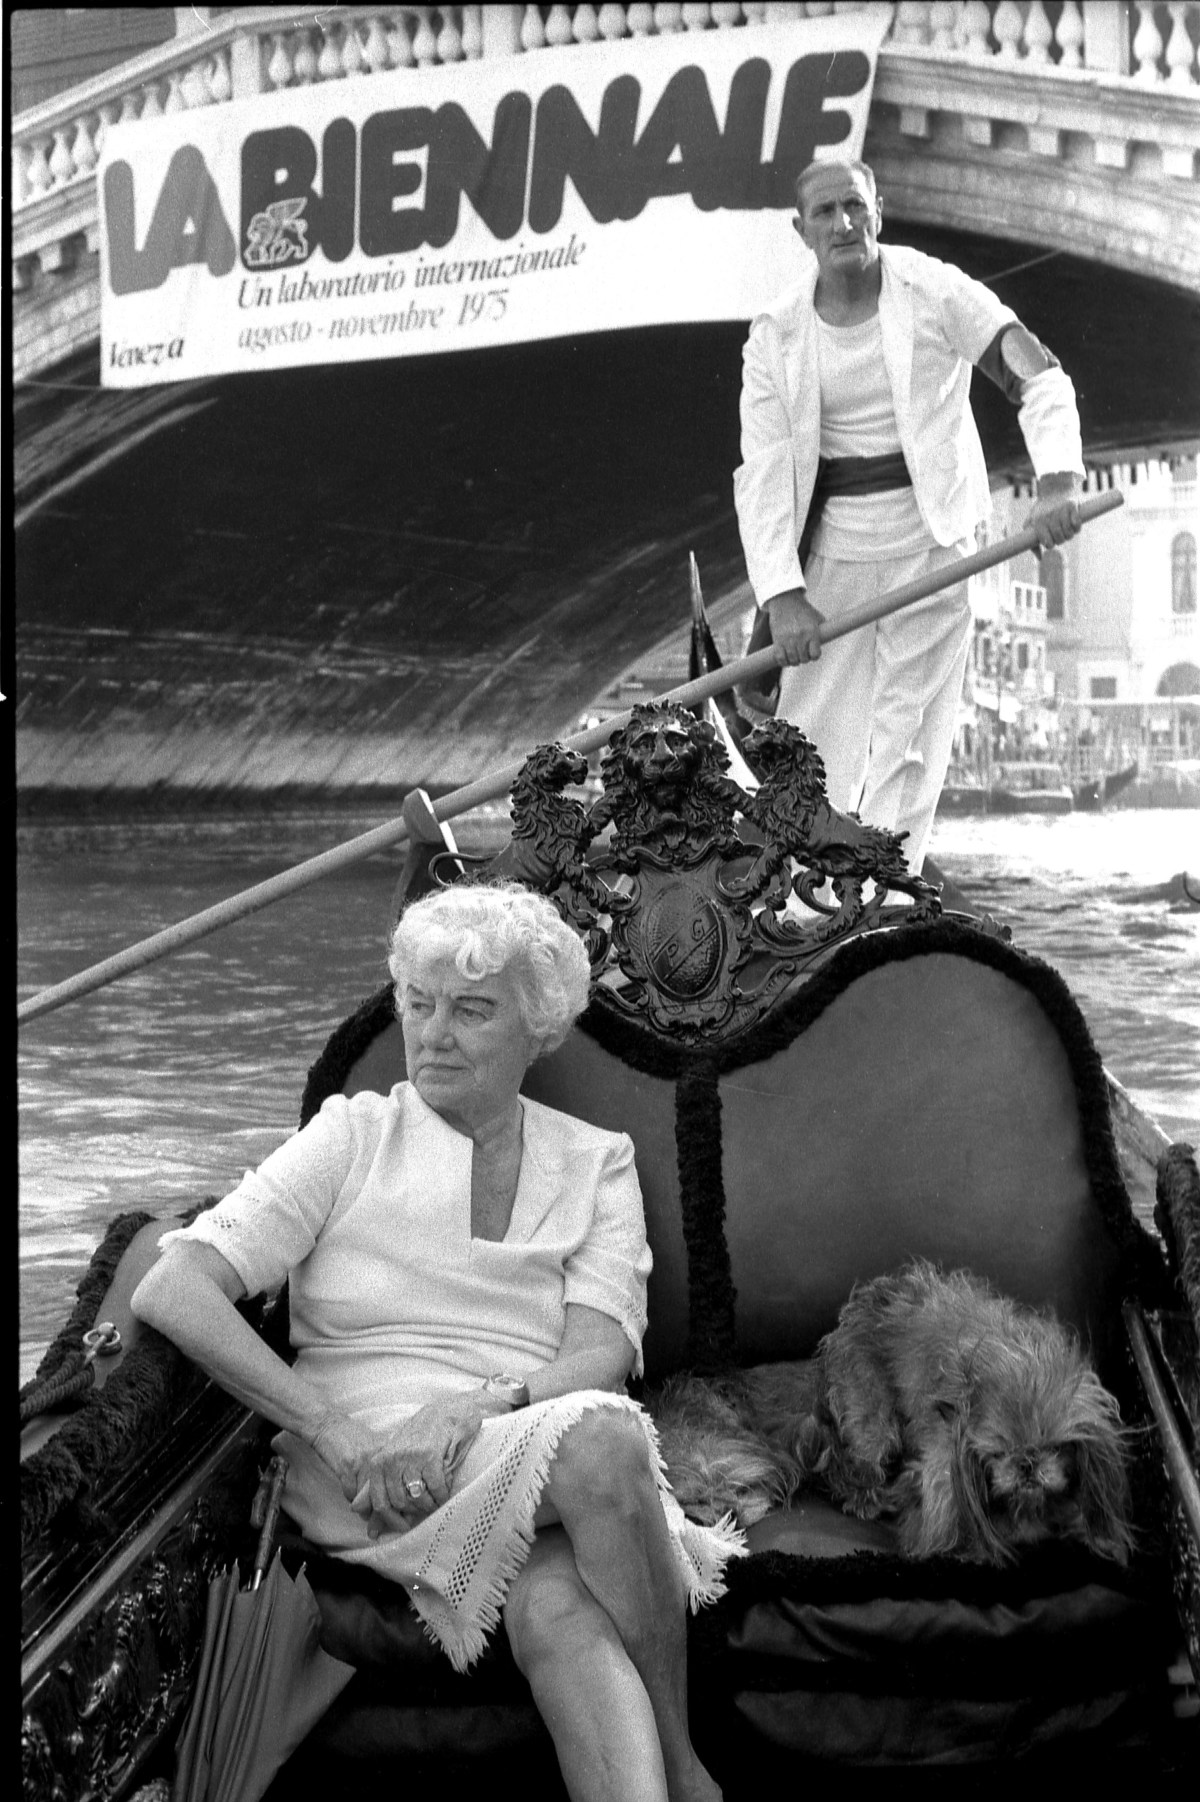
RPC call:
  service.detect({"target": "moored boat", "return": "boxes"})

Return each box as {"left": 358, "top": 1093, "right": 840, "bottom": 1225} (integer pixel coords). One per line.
{"left": 986, "top": 761, "right": 1075, "bottom": 815}
{"left": 20, "top": 696, "right": 1200, "bottom": 1800}
{"left": 1073, "top": 762, "right": 1141, "bottom": 812}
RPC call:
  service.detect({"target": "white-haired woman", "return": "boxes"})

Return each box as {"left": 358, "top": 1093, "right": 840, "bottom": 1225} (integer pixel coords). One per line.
{"left": 133, "top": 882, "right": 740, "bottom": 1802}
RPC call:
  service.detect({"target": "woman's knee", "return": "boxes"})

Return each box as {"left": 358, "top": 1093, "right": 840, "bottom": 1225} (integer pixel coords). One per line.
{"left": 550, "top": 1408, "right": 658, "bottom": 1513}
{"left": 505, "top": 1546, "right": 609, "bottom": 1674}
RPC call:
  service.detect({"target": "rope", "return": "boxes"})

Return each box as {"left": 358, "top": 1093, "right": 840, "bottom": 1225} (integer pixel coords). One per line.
{"left": 20, "top": 1361, "right": 95, "bottom": 1424}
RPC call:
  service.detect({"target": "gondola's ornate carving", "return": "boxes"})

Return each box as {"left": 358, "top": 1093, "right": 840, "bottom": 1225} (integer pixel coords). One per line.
{"left": 471, "top": 742, "right": 617, "bottom": 961}
{"left": 464, "top": 702, "right": 941, "bottom": 1044}
{"left": 22, "top": 1491, "right": 241, "bottom": 1802}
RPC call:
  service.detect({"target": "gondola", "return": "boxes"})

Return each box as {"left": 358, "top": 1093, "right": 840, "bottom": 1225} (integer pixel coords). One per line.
{"left": 1073, "top": 763, "right": 1142, "bottom": 812}
{"left": 20, "top": 682, "right": 1200, "bottom": 1801}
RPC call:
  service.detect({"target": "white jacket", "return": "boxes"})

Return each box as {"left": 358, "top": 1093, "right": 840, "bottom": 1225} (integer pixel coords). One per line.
{"left": 734, "top": 244, "right": 1085, "bottom": 606}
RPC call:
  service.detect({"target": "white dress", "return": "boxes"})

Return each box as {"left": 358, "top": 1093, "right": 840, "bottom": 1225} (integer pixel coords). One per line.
{"left": 162, "top": 1082, "right": 744, "bottom": 1670}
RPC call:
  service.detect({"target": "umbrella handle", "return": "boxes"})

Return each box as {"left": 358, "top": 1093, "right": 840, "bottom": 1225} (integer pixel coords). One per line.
{"left": 250, "top": 1454, "right": 290, "bottom": 1591}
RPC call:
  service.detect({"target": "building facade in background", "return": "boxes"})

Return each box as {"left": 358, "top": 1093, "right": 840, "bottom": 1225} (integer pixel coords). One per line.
{"left": 955, "top": 456, "right": 1200, "bottom": 789}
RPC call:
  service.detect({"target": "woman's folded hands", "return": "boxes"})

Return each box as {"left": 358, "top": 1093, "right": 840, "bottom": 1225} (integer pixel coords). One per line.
{"left": 310, "top": 1392, "right": 511, "bottom": 1538}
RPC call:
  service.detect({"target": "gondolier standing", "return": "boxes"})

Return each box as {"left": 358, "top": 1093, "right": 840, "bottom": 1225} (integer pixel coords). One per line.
{"left": 734, "top": 159, "right": 1087, "bottom": 873}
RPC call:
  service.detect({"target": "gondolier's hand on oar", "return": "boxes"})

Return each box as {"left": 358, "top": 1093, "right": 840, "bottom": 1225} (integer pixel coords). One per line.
{"left": 768, "top": 587, "right": 825, "bottom": 664}
{"left": 1024, "top": 471, "right": 1084, "bottom": 551}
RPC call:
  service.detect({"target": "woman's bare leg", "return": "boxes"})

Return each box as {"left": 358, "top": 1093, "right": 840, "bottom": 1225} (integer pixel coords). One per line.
{"left": 505, "top": 1527, "right": 668, "bottom": 1802}
{"left": 538, "top": 1410, "right": 722, "bottom": 1802}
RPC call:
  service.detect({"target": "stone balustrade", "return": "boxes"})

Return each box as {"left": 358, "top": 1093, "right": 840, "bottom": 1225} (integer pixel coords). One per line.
{"left": 11, "top": 3, "right": 1200, "bottom": 377}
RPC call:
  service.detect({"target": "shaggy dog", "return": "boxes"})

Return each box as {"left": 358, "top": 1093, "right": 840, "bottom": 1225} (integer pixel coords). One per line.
{"left": 652, "top": 1263, "right": 1133, "bottom": 1568}
{"left": 800, "top": 1261, "right": 1134, "bottom": 1565}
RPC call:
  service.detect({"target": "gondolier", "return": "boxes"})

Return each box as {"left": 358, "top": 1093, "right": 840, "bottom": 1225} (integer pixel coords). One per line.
{"left": 734, "top": 158, "right": 1086, "bottom": 874}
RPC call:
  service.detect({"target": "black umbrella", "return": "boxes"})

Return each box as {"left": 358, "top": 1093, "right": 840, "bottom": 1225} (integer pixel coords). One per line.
{"left": 172, "top": 1456, "right": 354, "bottom": 1802}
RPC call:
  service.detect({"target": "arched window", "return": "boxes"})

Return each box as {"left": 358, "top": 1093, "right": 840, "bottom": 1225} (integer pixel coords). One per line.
{"left": 1173, "top": 534, "right": 1197, "bottom": 614}
{"left": 1157, "top": 663, "right": 1200, "bottom": 698}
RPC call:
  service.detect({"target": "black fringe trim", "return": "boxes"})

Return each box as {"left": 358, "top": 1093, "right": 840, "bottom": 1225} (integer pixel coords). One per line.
{"left": 1155, "top": 1141, "right": 1200, "bottom": 1344}
{"left": 674, "top": 1059, "right": 737, "bottom": 1372}
{"left": 23, "top": 1209, "right": 155, "bottom": 1389}
{"left": 22, "top": 1326, "right": 206, "bottom": 1550}
{"left": 300, "top": 985, "right": 397, "bottom": 1127}
{"left": 712, "top": 1539, "right": 1160, "bottom": 1611}
{"left": 22, "top": 1197, "right": 227, "bottom": 1549}
{"left": 688, "top": 1539, "right": 1171, "bottom": 1671}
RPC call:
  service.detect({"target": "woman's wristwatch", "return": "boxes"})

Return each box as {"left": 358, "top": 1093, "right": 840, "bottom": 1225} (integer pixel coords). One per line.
{"left": 482, "top": 1373, "right": 530, "bottom": 1409}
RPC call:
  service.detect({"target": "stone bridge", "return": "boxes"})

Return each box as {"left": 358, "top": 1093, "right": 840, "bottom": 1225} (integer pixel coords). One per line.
{"left": 12, "top": 1, "right": 1200, "bottom": 383}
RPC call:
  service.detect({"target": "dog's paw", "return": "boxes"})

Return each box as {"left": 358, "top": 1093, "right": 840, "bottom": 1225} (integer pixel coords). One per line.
{"left": 840, "top": 1485, "right": 890, "bottom": 1522}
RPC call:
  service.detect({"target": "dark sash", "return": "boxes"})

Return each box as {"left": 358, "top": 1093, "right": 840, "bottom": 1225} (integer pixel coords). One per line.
{"left": 797, "top": 450, "right": 913, "bottom": 566}
{"left": 742, "top": 451, "right": 913, "bottom": 713}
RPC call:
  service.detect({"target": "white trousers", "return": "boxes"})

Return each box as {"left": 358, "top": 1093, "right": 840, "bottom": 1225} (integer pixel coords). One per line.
{"left": 776, "top": 542, "right": 973, "bottom": 874}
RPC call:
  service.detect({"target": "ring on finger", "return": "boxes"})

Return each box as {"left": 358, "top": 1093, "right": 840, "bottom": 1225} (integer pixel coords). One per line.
{"left": 404, "top": 1477, "right": 427, "bottom": 1500}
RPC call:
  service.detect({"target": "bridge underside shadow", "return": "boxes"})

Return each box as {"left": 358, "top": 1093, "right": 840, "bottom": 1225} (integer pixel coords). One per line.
{"left": 15, "top": 224, "right": 1200, "bottom": 809}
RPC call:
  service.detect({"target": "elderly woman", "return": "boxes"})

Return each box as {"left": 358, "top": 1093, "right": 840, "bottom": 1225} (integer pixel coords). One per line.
{"left": 132, "top": 882, "right": 740, "bottom": 1802}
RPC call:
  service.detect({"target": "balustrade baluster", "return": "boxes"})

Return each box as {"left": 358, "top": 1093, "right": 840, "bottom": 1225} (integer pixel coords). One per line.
{"left": 163, "top": 71, "right": 186, "bottom": 112}
{"left": 927, "top": 2, "right": 959, "bottom": 49}
{"left": 27, "top": 135, "right": 55, "bottom": 197}
{"left": 119, "top": 90, "right": 141, "bottom": 124}
{"left": 436, "top": 9, "right": 465, "bottom": 59}
{"left": 141, "top": 81, "right": 164, "bottom": 119}
{"left": 520, "top": 5, "right": 548, "bottom": 48}
{"left": 181, "top": 59, "right": 209, "bottom": 107}
{"left": 711, "top": 3, "right": 743, "bottom": 27}
{"left": 546, "top": 4, "right": 576, "bottom": 43}
{"left": 992, "top": 1, "right": 1025, "bottom": 57}
{"left": 741, "top": 2, "right": 768, "bottom": 24}
{"left": 268, "top": 31, "right": 294, "bottom": 88}
{"left": 413, "top": 8, "right": 442, "bottom": 62}
{"left": 959, "top": 1, "right": 992, "bottom": 56}
{"left": 341, "top": 22, "right": 366, "bottom": 75}
{"left": 363, "top": 15, "right": 390, "bottom": 72}
{"left": 1131, "top": 0, "right": 1166, "bottom": 79}
{"left": 461, "top": 6, "right": 484, "bottom": 58}
{"left": 71, "top": 115, "right": 98, "bottom": 177}
{"left": 209, "top": 49, "right": 232, "bottom": 101}
{"left": 94, "top": 103, "right": 119, "bottom": 160}
{"left": 13, "top": 144, "right": 32, "bottom": 210}
{"left": 1023, "top": 1, "right": 1054, "bottom": 61}
{"left": 293, "top": 29, "right": 318, "bottom": 83}
{"left": 598, "top": 3, "right": 629, "bottom": 36}
{"left": 1056, "top": 1, "right": 1085, "bottom": 66}
{"left": 572, "top": 3, "right": 601, "bottom": 38}
{"left": 317, "top": 25, "right": 344, "bottom": 78}
{"left": 1164, "top": 1, "right": 1198, "bottom": 83}
{"left": 654, "top": 3, "right": 686, "bottom": 31}
{"left": 47, "top": 128, "right": 74, "bottom": 191}
{"left": 892, "top": 3, "right": 931, "bottom": 46}
{"left": 388, "top": 15, "right": 416, "bottom": 66}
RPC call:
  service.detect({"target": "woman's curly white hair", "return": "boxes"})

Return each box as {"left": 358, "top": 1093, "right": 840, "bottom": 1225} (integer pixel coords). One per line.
{"left": 388, "top": 882, "right": 592, "bottom": 1055}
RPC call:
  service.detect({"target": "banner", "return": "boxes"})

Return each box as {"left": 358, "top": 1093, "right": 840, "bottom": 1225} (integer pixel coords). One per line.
{"left": 98, "top": 9, "right": 890, "bottom": 387}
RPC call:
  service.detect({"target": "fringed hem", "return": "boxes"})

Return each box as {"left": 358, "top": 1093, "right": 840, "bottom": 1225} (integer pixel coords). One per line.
{"left": 397, "top": 1391, "right": 746, "bottom": 1673}
{"left": 673, "top": 1509, "right": 749, "bottom": 1612}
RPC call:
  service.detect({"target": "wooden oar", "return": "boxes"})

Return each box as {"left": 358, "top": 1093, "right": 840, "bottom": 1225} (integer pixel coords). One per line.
{"left": 17, "top": 490, "right": 1123, "bottom": 1025}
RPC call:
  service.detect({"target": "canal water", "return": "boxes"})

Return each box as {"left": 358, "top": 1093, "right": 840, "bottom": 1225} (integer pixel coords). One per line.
{"left": 17, "top": 805, "right": 1200, "bottom": 1384}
